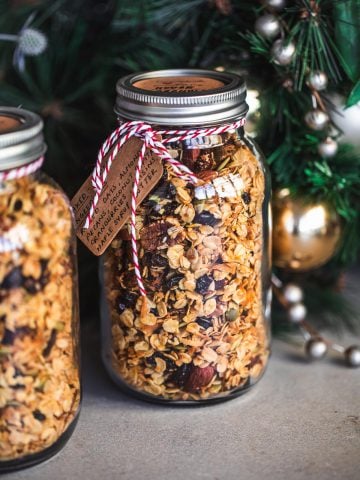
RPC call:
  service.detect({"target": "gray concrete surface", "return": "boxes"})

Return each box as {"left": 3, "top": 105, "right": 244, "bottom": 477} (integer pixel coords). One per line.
{"left": 4, "top": 319, "right": 360, "bottom": 480}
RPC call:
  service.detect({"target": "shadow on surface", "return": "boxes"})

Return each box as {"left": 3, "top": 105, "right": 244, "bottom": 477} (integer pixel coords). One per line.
{"left": 81, "top": 318, "right": 152, "bottom": 409}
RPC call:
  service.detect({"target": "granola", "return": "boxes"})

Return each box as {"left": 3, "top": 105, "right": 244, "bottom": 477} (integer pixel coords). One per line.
{"left": 103, "top": 131, "right": 270, "bottom": 401}
{"left": 0, "top": 173, "right": 80, "bottom": 461}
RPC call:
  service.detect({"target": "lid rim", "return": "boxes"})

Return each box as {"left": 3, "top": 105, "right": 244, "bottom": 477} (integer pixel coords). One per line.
{"left": 0, "top": 107, "right": 45, "bottom": 172}
{"left": 115, "top": 69, "right": 248, "bottom": 126}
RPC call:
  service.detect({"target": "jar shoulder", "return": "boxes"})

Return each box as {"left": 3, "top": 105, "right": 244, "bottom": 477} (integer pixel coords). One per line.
{"left": 0, "top": 172, "right": 73, "bottom": 231}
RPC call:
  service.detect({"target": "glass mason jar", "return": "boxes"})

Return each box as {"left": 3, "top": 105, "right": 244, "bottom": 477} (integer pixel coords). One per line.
{"left": 0, "top": 108, "right": 81, "bottom": 471}
{"left": 101, "top": 69, "right": 271, "bottom": 404}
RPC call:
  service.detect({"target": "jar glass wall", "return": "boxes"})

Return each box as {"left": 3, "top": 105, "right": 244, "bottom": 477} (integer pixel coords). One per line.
{"left": 0, "top": 108, "right": 81, "bottom": 472}
{"left": 101, "top": 124, "right": 271, "bottom": 403}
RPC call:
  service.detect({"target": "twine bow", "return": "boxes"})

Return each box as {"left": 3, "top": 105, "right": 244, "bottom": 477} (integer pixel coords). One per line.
{"left": 85, "top": 118, "right": 246, "bottom": 296}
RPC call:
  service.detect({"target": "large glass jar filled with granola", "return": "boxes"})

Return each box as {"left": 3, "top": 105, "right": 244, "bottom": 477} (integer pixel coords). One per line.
{"left": 101, "top": 69, "right": 271, "bottom": 404}
{"left": 0, "top": 108, "right": 81, "bottom": 471}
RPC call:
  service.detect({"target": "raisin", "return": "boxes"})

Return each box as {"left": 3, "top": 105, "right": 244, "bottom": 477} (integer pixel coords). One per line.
{"left": 12, "top": 384, "right": 25, "bottom": 390}
{"left": 169, "top": 363, "right": 192, "bottom": 387}
{"left": 165, "top": 273, "right": 184, "bottom": 290}
{"left": 33, "top": 410, "right": 46, "bottom": 421}
{"left": 196, "top": 275, "right": 213, "bottom": 294}
{"left": 248, "top": 355, "right": 262, "bottom": 368}
{"left": 214, "top": 279, "right": 226, "bottom": 290}
{"left": 23, "top": 277, "right": 41, "bottom": 294}
{"left": 152, "top": 181, "right": 177, "bottom": 200}
{"left": 2, "top": 328, "right": 15, "bottom": 345}
{"left": 160, "top": 201, "right": 178, "bottom": 216}
{"left": 145, "top": 253, "right": 168, "bottom": 268}
{"left": 194, "top": 211, "right": 219, "bottom": 227}
{"left": 14, "top": 199, "right": 23, "bottom": 211}
{"left": 146, "top": 353, "right": 176, "bottom": 371}
{"left": 117, "top": 291, "right": 137, "bottom": 312}
{"left": 196, "top": 317, "right": 213, "bottom": 329}
{"left": 242, "top": 192, "right": 251, "bottom": 204}
{"left": 121, "top": 269, "right": 138, "bottom": 289}
{"left": 1, "top": 267, "right": 23, "bottom": 290}
{"left": 42, "top": 329, "right": 57, "bottom": 357}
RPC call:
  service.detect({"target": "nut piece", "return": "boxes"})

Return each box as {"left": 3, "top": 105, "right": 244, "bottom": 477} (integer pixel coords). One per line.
{"left": 184, "top": 365, "right": 215, "bottom": 392}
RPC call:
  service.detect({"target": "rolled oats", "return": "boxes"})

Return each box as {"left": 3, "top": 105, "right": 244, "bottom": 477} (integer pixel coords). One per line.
{"left": 0, "top": 174, "right": 80, "bottom": 463}
{"left": 102, "top": 130, "right": 270, "bottom": 402}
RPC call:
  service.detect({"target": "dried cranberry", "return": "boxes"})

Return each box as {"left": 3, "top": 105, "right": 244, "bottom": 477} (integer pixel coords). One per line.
{"left": 194, "top": 211, "right": 219, "bottom": 227}
{"left": 169, "top": 363, "right": 192, "bottom": 387}
{"left": 140, "top": 221, "right": 170, "bottom": 251}
{"left": 196, "top": 275, "right": 213, "bottom": 294}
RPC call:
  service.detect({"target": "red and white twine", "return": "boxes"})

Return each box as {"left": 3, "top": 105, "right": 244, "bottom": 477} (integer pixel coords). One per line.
{"left": 0, "top": 156, "right": 44, "bottom": 182}
{"left": 85, "top": 119, "right": 246, "bottom": 296}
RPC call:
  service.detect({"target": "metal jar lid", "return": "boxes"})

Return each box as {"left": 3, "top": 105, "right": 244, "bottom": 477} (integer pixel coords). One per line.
{"left": 0, "top": 107, "right": 46, "bottom": 171}
{"left": 115, "top": 69, "right": 248, "bottom": 126}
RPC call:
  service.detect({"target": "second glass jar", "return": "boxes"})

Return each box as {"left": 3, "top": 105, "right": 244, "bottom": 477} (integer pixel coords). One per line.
{"left": 101, "top": 69, "right": 271, "bottom": 403}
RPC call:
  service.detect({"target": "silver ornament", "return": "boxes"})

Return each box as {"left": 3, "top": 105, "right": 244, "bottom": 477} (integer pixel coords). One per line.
{"left": 317, "top": 137, "right": 338, "bottom": 157}
{"left": 271, "top": 39, "right": 296, "bottom": 66}
{"left": 283, "top": 283, "right": 303, "bottom": 304}
{"left": 307, "top": 70, "right": 328, "bottom": 91}
{"left": 305, "top": 338, "right": 328, "bottom": 360}
{"left": 304, "top": 109, "right": 329, "bottom": 130}
{"left": 255, "top": 14, "right": 281, "bottom": 39}
{"left": 288, "top": 303, "right": 307, "bottom": 323}
{"left": 266, "top": 0, "right": 286, "bottom": 9}
{"left": 344, "top": 346, "right": 360, "bottom": 367}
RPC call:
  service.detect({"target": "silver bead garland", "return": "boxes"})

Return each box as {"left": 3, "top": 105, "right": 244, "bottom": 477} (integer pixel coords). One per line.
{"left": 271, "top": 39, "right": 296, "bottom": 65}
{"left": 317, "top": 137, "right": 338, "bottom": 157}
{"left": 307, "top": 70, "right": 328, "bottom": 91}
{"left": 265, "top": 0, "right": 286, "bottom": 9}
{"left": 305, "top": 338, "right": 328, "bottom": 360}
{"left": 345, "top": 346, "right": 360, "bottom": 367}
{"left": 272, "top": 276, "right": 360, "bottom": 368}
{"left": 304, "top": 109, "right": 329, "bottom": 130}
{"left": 255, "top": 14, "right": 281, "bottom": 39}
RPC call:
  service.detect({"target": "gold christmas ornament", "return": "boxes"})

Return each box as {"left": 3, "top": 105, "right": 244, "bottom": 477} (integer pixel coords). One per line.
{"left": 272, "top": 189, "right": 342, "bottom": 271}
